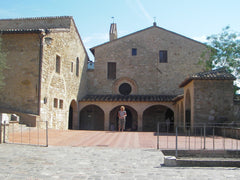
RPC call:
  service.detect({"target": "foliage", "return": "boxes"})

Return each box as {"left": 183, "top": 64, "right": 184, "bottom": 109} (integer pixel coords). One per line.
{"left": 0, "top": 34, "right": 8, "bottom": 89}
{"left": 205, "top": 26, "right": 240, "bottom": 77}
{"left": 200, "top": 26, "right": 240, "bottom": 94}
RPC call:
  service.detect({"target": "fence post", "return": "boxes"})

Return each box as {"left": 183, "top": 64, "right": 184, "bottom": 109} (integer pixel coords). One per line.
{"left": 175, "top": 126, "right": 178, "bottom": 158}
{"left": 3, "top": 121, "right": 6, "bottom": 143}
{"left": 204, "top": 123, "right": 206, "bottom": 149}
{"left": 188, "top": 129, "right": 190, "bottom": 150}
{"left": 46, "top": 121, "right": 48, "bottom": 147}
{"left": 0, "top": 121, "right": 2, "bottom": 143}
{"left": 157, "top": 121, "right": 159, "bottom": 149}
{"left": 213, "top": 126, "right": 215, "bottom": 151}
{"left": 223, "top": 127, "right": 225, "bottom": 150}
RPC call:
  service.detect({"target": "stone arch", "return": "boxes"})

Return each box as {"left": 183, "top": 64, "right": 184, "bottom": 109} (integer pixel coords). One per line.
{"left": 112, "top": 77, "right": 138, "bottom": 95}
{"left": 143, "top": 105, "right": 174, "bottom": 132}
{"left": 68, "top": 100, "right": 78, "bottom": 129}
{"left": 79, "top": 105, "right": 104, "bottom": 130}
{"left": 109, "top": 105, "right": 138, "bottom": 131}
{"left": 185, "top": 89, "right": 191, "bottom": 128}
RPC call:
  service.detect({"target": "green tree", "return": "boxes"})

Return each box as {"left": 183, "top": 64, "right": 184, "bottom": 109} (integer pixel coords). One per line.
{"left": 203, "top": 26, "right": 240, "bottom": 93}
{"left": 0, "top": 34, "right": 7, "bottom": 89}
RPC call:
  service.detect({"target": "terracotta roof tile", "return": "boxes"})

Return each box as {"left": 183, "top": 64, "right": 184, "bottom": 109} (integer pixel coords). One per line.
{"left": 179, "top": 68, "right": 236, "bottom": 88}
{"left": 80, "top": 94, "right": 177, "bottom": 102}
{"left": 0, "top": 16, "right": 72, "bottom": 32}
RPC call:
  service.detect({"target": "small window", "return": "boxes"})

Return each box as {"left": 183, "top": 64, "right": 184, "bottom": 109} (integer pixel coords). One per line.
{"left": 159, "top": 50, "right": 168, "bottom": 63}
{"left": 76, "top": 58, "right": 79, "bottom": 76}
{"left": 54, "top": 98, "right": 58, "bottom": 108}
{"left": 107, "top": 62, "right": 116, "bottom": 79}
{"left": 56, "top": 55, "right": 61, "bottom": 73}
{"left": 132, "top": 48, "right": 137, "bottom": 56}
{"left": 59, "top": 99, "right": 63, "bottom": 109}
{"left": 71, "top": 62, "right": 73, "bottom": 72}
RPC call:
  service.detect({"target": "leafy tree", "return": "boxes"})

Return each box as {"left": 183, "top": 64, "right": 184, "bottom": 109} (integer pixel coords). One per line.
{"left": 201, "top": 26, "right": 240, "bottom": 93}
{"left": 0, "top": 34, "right": 7, "bottom": 89}
{"left": 206, "top": 26, "right": 240, "bottom": 74}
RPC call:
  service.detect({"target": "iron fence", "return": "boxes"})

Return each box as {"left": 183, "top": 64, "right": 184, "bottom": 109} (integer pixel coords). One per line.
{"left": 156, "top": 122, "right": 240, "bottom": 157}
{"left": 1, "top": 121, "right": 48, "bottom": 147}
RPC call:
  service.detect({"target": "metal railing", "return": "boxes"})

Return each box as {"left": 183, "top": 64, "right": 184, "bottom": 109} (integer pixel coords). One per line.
{"left": 156, "top": 122, "right": 240, "bottom": 157}
{"left": 1, "top": 120, "right": 48, "bottom": 147}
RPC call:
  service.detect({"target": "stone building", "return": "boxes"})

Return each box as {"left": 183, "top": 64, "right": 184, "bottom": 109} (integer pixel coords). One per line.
{"left": 0, "top": 16, "right": 238, "bottom": 132}
{"left": 80, "top": 22, "right": 210, "bottom": 131}
{"left": 0, "top": 16, "right": 88, "bottom": 129}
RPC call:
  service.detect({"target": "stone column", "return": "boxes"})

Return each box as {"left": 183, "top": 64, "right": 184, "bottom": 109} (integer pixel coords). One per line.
{"left": 104, "top": 112, "right": 110, "bottom": 131}
{"left": 72, "top": 108, "right": 79, "bottom": 130}
{"left": 138, "top": 113, "right": 143, "bottom": 131}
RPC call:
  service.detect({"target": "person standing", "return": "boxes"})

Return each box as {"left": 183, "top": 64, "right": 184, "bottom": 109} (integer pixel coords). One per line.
{"left": 118, "top": 106, "right": 127, "bottom": 132}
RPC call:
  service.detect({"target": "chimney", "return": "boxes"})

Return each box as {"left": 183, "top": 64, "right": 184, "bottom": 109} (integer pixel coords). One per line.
{"left": 109, "top": 23, "right": 117, "bottom": 41}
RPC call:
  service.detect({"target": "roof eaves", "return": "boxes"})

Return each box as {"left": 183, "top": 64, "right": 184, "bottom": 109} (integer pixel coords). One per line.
{"left": 0, "top": 29, "right": 44, "bottom": 33}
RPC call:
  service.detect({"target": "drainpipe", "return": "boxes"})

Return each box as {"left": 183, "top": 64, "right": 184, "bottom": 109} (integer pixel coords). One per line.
{"left": 37, "top": 30, "right": 44, "bottom": 115}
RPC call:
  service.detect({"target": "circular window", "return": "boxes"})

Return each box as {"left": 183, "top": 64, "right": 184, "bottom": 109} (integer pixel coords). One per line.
{"left": 119, "top": 83, "right": 132, "bottom": 95}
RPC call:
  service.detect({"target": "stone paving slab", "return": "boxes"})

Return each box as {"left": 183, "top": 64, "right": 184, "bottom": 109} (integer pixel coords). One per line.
{"left": 0, "top": 144, "right": 240, "bottom": 180}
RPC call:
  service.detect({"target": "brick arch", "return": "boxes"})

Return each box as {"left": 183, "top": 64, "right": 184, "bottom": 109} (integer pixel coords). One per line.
{"left": 142, "top": 105, "right": 174, "bottom": 132}
{"left": 109, "top": 105, "right": 138, "bottom": 131}
{"left": 68, "top": 99, "right": 78, "bottom": 130}
{"left": 79, "top": 104, "right": 104, "bottom": 130}
{"left": 112, "top": 77, "right": 138, "bottom": 94}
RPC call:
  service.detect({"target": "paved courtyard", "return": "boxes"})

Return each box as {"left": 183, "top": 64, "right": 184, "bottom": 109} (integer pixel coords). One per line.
{"left": 1, "top": 130, "right": 240, "bottom": 179}
{"left": 0, "top": 144, "right": 240, "bottom": 180}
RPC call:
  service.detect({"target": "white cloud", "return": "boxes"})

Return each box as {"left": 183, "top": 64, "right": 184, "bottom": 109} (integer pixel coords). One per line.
{"left": 83, "top": 33, "right": 108, "bottom": 45}
{"left": 135, "top": 0, "right": 152, "bottom": 23}
{"left": 125, "top": 0, "right": 153, "bottom": 23}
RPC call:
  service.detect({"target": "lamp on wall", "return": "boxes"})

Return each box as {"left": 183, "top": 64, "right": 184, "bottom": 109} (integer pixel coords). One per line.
{"left": 45, "top": 37, "right": 53, "bottom": 45}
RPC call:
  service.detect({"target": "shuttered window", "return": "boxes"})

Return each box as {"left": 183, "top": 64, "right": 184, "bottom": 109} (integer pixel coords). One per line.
{"left": 107, "top": 62, "right": 116, "bottom": 79}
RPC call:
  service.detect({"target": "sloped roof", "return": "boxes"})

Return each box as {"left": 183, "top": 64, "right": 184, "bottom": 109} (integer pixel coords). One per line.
{"left": 179, "top": 68, "right": 236, "bottom": 88}
{"left": 80, "top": 94, "right": 177, "bottom": 102}
{"left": 0, "top": 16, "right": 72, "bottom": 32}
{"left": 0, "top": 16, "right": 89, "bottom": 60}
{"left": 90, "top": 24, "right": 206, "bottom": 55}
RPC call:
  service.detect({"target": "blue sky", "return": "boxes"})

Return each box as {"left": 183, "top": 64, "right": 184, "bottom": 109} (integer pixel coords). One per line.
{"left": 1, "top": 0, "right": 240, "bottom": 60}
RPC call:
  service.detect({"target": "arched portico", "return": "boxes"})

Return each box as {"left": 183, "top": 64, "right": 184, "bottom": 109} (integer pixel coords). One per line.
{"left": 79, "top": 105, "right": 104, "bottom": 130}
{"left": 68, "top": 100, "right": 78, "bottom": 130}
{"left": 142, "top": 105, "right": 174, "bottom": 132}
{"left": 109, "top": 105, "right": 138, "bottom": 131}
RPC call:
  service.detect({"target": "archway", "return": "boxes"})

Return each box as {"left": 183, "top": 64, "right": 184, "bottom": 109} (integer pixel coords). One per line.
{"left": 79, "top": 105, "right": 104, "bottom": 130}
{"left": 109, "top": 106, "right": 137, "bottom": 131}
{"left": 185, "top": 89, "right": 191, "bottom": 128}
{"left": 143, "top": 105, "right": 174, "bottom": 132}
{"left": 68, "top": 100, "right": 77, "bottom": 130}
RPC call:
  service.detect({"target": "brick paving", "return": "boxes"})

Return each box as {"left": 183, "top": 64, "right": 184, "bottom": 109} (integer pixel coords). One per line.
{"left": 7, "top": 129, "right": 240, "bottom": 150}
{"left": 1, "top": 130, "right": 240, "bottom": 179}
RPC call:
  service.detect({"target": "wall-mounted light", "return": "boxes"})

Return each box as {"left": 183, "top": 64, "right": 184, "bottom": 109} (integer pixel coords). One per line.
{"left": 45, "top": 37, "right": 53, "bottom": 45}
{"left": 44, "top": 97, "right": 48, "bottom": 104}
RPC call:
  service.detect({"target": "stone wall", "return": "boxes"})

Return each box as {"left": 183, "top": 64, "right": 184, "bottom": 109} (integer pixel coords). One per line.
{"left": 88, "top": 26, "right": 208, "bottom": 96}
{"left": 0, "top": 33, "right": 40, "bottom": 114}
{"left": 193, "top": 80, "right": 235, "bottom": 124}
{"left": 40, "top": 20, "right": 88, "bottom": 129}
